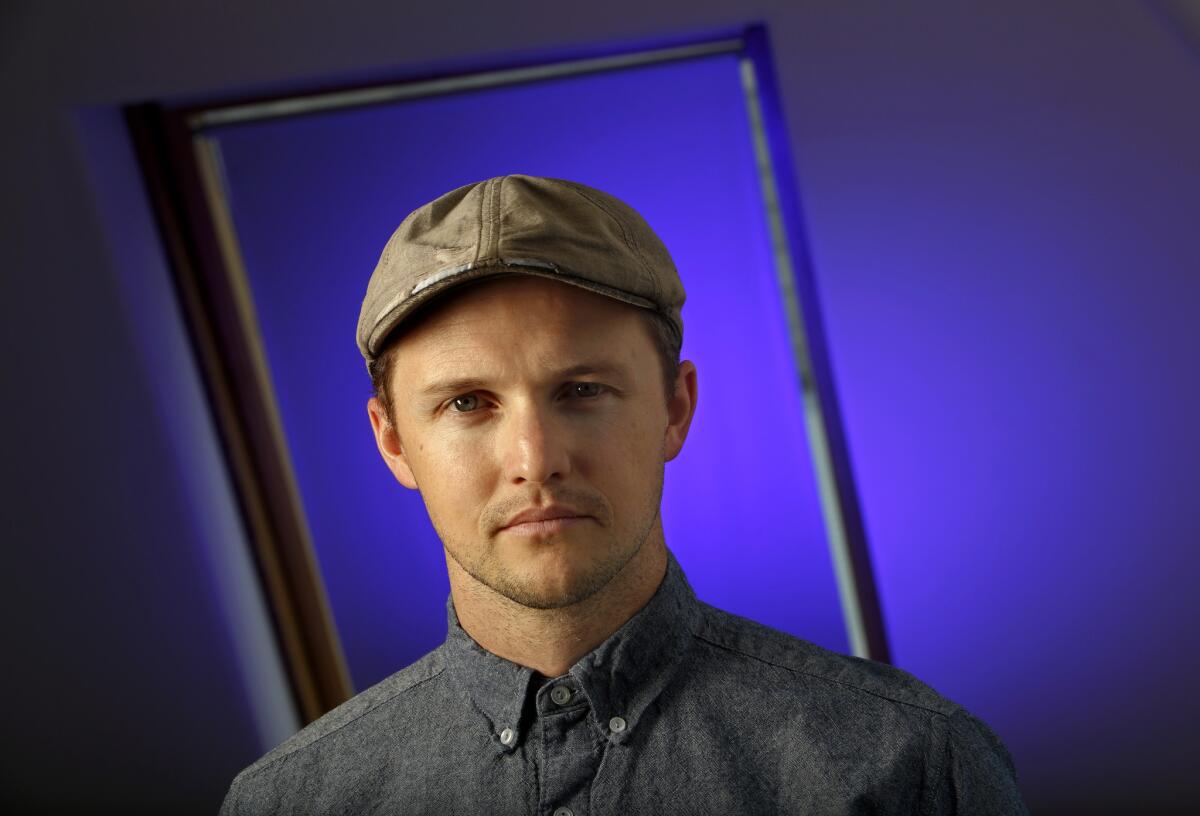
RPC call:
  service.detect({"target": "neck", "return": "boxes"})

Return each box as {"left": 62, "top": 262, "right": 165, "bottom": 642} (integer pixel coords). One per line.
{"left": 446, "top": 528, "right": 669, "bottom": 678}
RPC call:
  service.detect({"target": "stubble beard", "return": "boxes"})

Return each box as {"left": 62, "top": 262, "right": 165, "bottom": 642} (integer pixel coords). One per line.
{"left": 438, "top": 463, "right": 666, "bottom": 611}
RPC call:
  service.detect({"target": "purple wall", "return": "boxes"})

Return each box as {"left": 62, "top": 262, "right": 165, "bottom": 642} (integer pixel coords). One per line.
{"left": 790, "top": 7, "right": 1200, "bottom": 810}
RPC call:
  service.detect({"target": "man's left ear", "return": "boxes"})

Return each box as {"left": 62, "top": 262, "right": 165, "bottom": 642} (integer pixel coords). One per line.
{"left": 664, "top": 360, "right": 698, "bottom": 462}
{"left": 367, "top": 396, "right": 420, "bottom": 490}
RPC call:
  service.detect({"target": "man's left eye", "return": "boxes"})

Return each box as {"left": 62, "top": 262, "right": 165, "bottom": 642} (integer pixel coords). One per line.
{"left": 571, "top": 382, "right": 603, "bottom": 398}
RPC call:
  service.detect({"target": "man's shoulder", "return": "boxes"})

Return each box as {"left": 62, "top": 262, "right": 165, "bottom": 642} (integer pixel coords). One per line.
{"left": 690, "top": 600, "right": 961, "bottom": 719}
{"left": 231, "top": 645, "right": 447, "bottom": 786}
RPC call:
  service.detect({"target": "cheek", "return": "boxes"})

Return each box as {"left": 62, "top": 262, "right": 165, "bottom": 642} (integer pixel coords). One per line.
{"left": 409, "top": 431, "right": 492, "bottom": 522}
{"left": 589, "top": 405, "right": 665, "bottom": 487}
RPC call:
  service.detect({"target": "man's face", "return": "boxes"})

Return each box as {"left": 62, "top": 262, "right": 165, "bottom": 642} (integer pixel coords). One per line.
{"left": 367, "top": 275, "right": 696, "bottom": 610}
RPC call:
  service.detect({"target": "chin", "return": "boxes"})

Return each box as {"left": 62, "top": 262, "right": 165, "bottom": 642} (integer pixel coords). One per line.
{"left": 506, "top": 552, "right": 612, "bottom": 610}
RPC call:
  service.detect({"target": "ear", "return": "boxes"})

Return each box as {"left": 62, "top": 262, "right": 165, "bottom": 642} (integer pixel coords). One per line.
{"left": 367, "top": 396, "right": 420, "bottom": 490}
{"left": 664, "top": 360, "right": 698, "bottom": 462}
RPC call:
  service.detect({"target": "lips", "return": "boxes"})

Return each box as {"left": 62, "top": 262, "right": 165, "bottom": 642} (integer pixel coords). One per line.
{"left": 501, "top": 505, "right": 590, "bottom": 530}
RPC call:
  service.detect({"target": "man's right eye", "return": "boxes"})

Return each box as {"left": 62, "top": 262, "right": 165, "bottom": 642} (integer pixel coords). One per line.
{"left": 451, "top": 394, "right": 480, "bottom": 413}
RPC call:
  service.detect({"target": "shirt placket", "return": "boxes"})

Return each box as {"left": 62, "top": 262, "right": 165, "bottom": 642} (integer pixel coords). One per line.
{"left": 535, "top": 677, "right": 606, "bottom": 816}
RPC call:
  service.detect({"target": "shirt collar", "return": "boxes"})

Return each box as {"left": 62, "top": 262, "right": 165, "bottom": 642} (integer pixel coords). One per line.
{"left": 442, "top": 547, "right": 700, "bottom": 753}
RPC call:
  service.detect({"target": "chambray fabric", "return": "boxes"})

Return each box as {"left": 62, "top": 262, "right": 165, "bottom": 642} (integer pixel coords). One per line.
{"left": 220, "top": 549, "right": 1029, "bottom": 815}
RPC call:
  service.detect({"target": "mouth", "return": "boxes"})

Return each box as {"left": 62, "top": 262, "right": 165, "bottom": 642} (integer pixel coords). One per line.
{"left": 500, "top": 515, "right": 592, "bottom": 536}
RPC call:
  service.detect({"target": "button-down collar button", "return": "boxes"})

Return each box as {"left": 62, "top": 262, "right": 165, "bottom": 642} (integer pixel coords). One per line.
{"left": 608, "top": 716, "right": 627, "bottom": 734}
{"left": 553, "top": 808, "right": 574, "bottom": 816}
{"left": 499, "top": 727, "right": 515, "bottom": 746}
{"left": 550, "top": 684, "right": 573, "bottom": 705}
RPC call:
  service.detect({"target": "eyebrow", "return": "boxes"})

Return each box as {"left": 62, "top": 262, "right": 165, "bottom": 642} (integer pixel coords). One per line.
{"left": 418, "top": 362, "right": 629, "bottom": 400}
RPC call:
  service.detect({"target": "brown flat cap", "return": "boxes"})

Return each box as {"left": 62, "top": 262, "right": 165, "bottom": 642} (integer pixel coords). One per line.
{"left": 356, "top": 174, "right": 686, "bottom": 367}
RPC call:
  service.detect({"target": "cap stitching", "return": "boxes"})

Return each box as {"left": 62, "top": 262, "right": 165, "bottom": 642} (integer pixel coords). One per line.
{"left": 491, "top": 176, "right": 504, "bottom": 261}
{"left": 474, "top": 179, "right": 488, "bottom": 265}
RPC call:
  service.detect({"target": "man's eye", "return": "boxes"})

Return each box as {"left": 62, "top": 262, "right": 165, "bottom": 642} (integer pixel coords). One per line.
{"left": 571, "top": 382, "right": 603, "bottom": 398}
{"left": 450, "top": 394, "right": 480, "bottom": 412}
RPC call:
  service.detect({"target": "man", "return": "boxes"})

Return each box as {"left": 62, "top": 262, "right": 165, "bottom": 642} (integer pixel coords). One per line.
{"left": 221, "top": 175, "right": 1028, "bottom": 815}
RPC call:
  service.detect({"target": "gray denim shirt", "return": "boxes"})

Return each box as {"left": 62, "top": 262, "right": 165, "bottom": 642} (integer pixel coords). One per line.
{"left": 221, "top": 548, "right": 1029, "bottom": 815}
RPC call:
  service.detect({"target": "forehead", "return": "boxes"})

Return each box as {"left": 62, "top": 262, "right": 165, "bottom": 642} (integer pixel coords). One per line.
{"left": 387, "top": 275, "right": 653, "bottom": 381}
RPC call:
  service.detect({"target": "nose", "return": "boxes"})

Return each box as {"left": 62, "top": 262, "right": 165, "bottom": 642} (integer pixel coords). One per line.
{"left": 498, "top": 399, "right": 571, "bottom": 486}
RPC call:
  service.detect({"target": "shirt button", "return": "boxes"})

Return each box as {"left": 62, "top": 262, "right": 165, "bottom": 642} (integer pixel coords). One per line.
{"left": 608, "top": 716, "right": 627, "bottom": 733}
{"left": 553, "top": 808, "right": 574, "bottom": 816}
{"left": 499, "top": 727, "right": 515, "bottom": 746}
{"left": 550, "top": 684, "right": 573, "bottom": 705}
